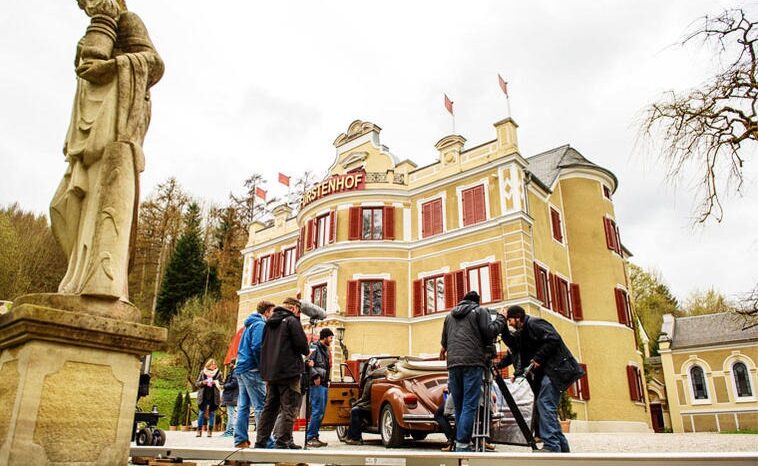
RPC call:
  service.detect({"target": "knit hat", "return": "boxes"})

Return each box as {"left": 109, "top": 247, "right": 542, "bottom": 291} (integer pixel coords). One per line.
{"left": 319, "top": 328, "right": 334, "bottom": 340}
{"left": 463, "top": 290, "right": 480, "bottom": 303}
{"left": 506, "top": 305, "right": 526, "bottom": 320}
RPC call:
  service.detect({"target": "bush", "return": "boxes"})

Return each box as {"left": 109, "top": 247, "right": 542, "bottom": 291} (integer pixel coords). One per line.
{"left": 170, "top": 391, "right": 183, "bottom": 426}
{"left": 558, "top": 391, "right": 577, "bottom": 421}
{"left": 182, "top": 390, "right": 193, "bottom": 426}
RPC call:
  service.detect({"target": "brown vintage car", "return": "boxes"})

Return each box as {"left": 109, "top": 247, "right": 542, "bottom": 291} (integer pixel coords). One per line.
{"left": 322, "top": 356, "right": 448, "bottom": 448}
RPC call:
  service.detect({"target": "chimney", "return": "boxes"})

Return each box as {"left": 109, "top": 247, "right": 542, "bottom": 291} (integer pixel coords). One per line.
{"left": 272, "top": 203, "right": 293, "bottom": 228}
{"left": 493, "top": 117, "right": 519, "bottom": 154}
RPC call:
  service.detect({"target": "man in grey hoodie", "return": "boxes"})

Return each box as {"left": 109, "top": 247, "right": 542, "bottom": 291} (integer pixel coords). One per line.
{"left": 440, "top": 291, "right": 506, "bottom": 452}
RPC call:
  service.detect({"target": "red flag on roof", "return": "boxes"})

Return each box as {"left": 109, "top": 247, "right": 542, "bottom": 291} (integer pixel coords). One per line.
{"left": 498, "top": 74, "right": 508, "bottom": 97}
{"left": 444, "top": 93, "right": 454, "bottom": 115}
{"left": 224, "top": 327, "right": 245, "bottom": 365}
{"left": 255, "top": 187, "right": 267, "bottom": 200}
{"left": 278, "top": 172, "right": 290, "bottom": 187}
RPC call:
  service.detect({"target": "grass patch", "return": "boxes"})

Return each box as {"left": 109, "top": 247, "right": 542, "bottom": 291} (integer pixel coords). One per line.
{"left": 137, "top": 352, "right": 189, "bottom": 430}
{"left": 720, "top": 429, "right": 758, "bottom": 434}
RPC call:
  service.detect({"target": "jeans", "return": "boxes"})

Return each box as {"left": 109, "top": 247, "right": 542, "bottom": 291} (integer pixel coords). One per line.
{"left": 447, "top": 366, "right": 483, "bottom": 448}
{"left": 255, "top": 376, "right": 302, "bottom": 447}
{"left": 347, "top": 408, "right": 370, "bottom": 440}
{"left": 536, "top": 376, "right": 569, "bottom": 452}
{"left": 197, "top": 403, "right": 216, "bottom": 429}
{"left": 306, "top": 385, "right": 328, "bottom": 441}
{"left": 234, "top": 370, "right": 266, "bottom": 446}
{"left": 223, "top": 405, "right": 236, "bottom": 436}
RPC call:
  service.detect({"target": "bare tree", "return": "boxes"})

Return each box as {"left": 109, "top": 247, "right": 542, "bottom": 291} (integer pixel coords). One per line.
{"left": 640, "top": 8, "right": 758, "bottom": 224}
{"left": 287, "top": 170, "right": 319, "bottom": 214}
{"left": 736, "top": 288, "right": 758, "bottom": 330}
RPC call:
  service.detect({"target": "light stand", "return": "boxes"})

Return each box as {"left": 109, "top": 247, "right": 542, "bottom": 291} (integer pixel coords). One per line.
{"left": 303, "top": 317, "right": 319, "bottom": 450}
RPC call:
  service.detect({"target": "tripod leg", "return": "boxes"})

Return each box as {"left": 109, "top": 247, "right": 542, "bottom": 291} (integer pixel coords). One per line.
{"left": 490, "top": 367, "right": 538, "bottom": 450}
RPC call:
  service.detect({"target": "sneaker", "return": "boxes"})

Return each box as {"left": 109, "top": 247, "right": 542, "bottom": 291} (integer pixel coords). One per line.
{"left": 485, "top": 442, "right": 496, "bottom": 451}
{"left": 343, "top": 438, "right": 363, "bottom": 446}
{"left": 234, "top": 440, "right": 251, "bottom": 449}
{"left": 316, "top": 438, "right": 328, "bottom": 447}
{"left": 306, "top": 439, "right": 324, "bottom": 448}
{"left": 440, "top": 442, "right": 454, "bottom": 452}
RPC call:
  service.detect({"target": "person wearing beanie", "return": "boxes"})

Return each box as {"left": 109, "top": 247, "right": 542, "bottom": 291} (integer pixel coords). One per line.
{"left": 440, "top": 289, "right": 506, "bottom": 452}
{"left": 305, "top": 327, "right": 334, "bottom": 447}
{"left": 499, "top": 305, "right": 584, "bottom": 453}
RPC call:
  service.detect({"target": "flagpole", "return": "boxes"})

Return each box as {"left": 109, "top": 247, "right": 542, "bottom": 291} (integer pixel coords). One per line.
{"left": 451, "top": 113, "right": 455, "bottom": 135}
{"left": 506, "top": 96, "right": 512, "bottom": 119}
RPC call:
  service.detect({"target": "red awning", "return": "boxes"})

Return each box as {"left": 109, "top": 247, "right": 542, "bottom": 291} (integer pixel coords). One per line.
{"left": 224, "top": 327, "right": 245, "bottom": 365}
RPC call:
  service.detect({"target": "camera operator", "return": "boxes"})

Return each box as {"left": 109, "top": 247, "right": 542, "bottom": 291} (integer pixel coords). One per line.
{"left": 440, "top": 291, "right": 506, "bottom": 452}
{"left": 500, "top": 305, "right": 584, "bottom": 453}
{"left": 305, "top": 328, "right": 334, "bottom": 448}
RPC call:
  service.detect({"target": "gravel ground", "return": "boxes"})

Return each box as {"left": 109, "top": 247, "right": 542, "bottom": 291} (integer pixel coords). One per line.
{"left": 140, "top": 428, "right": 758, "bottom": 454}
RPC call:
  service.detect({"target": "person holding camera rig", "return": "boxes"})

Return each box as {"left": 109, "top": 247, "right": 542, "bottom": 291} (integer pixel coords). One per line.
{"left": 499, "top": 305, "right": 584, "bottom": 453}
{"left": 440, "top": 290, "right": 506, "bottom": 452}
{"left": 305, "top": 328, "right": 334, "bottom": 448}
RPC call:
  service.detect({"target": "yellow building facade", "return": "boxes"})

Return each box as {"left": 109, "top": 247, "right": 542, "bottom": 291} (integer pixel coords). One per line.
{"left": 658, "top": 312, "right": 758, "bottom": 432}
{"left": 236, "top": 117, "right": 650, "bottom": 431}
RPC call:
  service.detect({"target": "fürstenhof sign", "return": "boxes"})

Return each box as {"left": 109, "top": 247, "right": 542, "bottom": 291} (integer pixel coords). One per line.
{"left": 301, "top": 172, "right": 365, "bottom": 208}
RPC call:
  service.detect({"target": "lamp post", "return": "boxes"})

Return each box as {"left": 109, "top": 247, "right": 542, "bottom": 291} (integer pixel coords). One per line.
{"left": 336, "top": 326, "right": 348, "bottom": 361}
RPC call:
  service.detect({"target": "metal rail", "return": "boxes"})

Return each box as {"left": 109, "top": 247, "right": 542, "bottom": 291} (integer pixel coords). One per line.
{"left": 130, "top": 446, "right": 758, "bottom": 466}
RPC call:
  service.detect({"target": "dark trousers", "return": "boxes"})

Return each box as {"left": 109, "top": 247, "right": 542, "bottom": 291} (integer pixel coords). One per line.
{"left": 434, "top": 401, "right": 454, "bottom": 442}
{"left": 254, "top": 376, "right": 302, "bottom": 447}
{"left": 347, "top": 407, "right": 371, "bottom": 440}
{"left": 448, "top": 366, "right": 483, "bottom": 446}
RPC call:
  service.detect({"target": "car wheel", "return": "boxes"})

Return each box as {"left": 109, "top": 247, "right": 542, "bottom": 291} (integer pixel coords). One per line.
{"left": 336, "top": 425, "right": 349, "bottom": 442}
{"left": 136, "top": 427, "right": 152, "bottom": 446}
{"left": 380, "top": 404, "right": 404, "bottom": 448}
{"left": 410, "top": 432, "right": 427, "bottom": 441}
{"left": 153, "top": 428, "right": 166, "bottom": 446}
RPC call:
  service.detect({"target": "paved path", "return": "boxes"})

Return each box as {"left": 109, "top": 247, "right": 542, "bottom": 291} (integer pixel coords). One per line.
{"left": 147, "top": 428, "right": 758, "bottom": 453}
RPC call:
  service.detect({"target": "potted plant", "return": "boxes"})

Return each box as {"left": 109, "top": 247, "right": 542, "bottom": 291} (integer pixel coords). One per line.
{"left": 557, "top": 390, "right": 577, "bottom": 432}
{"left": 169, "top": 391, "right": 183, "bottom": 431}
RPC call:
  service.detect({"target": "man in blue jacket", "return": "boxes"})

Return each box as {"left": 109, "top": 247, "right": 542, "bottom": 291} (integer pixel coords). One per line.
{"left": 233, "top": 300, "right": 275, "bottom": 449}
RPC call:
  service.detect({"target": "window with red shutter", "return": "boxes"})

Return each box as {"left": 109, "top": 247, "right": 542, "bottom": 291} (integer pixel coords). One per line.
{"left": 615, "top": 288, "right": 632, "bottom": 328}
{"left": 466, "top": 265, "right": 492, "bottom": 302}
{"left": 346, "top": 280, "right": 360, "bottom": 316}
{"left": 443, "top": 273, "right": 456, "bottom": 309}
{"left": 251, "top": 258, "right": 260, "bottom": 285}
{"left": 311, "top": 283, "right": 327, "bottom": 310}
{"left": 489, "top": 262, "right": 503, "bottom": 302}
{"left": 383, "top": 206, "right": 395, "bottom": 240}
{"left": 555, "top": 277, "right": 570, "bottom": 318}
{"left": 533, "top": 263, "right": 549, "bottom": 308}
{"left": 570, "top": 283, "right": 583, "bottom": 320}
{"left": 423, "top": 275, "right": 445, "bottom": 314}
{"left": 383, "top": 280, "right": 396, "bottom": 316}
{"left": 626, "top": 365, "right": 643, "bottom": 402}
{"left": 604, "top": 217, "right": 615, "bottom": 251}
{"left": 348, "top": 207, "right": 361, "bottom": 240}
{"left": 413, "top": 279, "right": 424, "bottom": 317}
{"left": 603, "top": 185, "right": 612, "bottom": 200}
{"left": 548, "top": 272, "right": 557, "bottom": 311}
{"left": 579, "top": 363, "right": 590, "bottom": 400}
{"left": 421, "top": 199, "right": 443, "bottom": 238}
{"left": 614, "top": 224, "right": 622, "bottom": 255}
{"left": 454, "top": 270, "right": 466, "bottom": 303}
{"left": 462, "top": 185, "right": 486, "bottom": 226}
{"left": 361, "top": 207, "right": 383, "bottom": 240}
{"left": 550, "top": 207, "right": 563, "bottom": 243}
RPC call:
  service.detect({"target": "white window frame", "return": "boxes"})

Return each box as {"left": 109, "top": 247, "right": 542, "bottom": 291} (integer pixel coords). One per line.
{"left": 730, "top": 360, "right": 757, "bottom": 402}
{"left": 684, "top": 361, "right": 712, "bottom": 405}
{"left": 282, "top": 246, "right": 297, "bottom": 276}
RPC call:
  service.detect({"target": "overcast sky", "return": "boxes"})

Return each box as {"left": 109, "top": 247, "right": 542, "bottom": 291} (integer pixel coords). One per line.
{"left": 1, "top": 1, "right": 755, "bottom": 304}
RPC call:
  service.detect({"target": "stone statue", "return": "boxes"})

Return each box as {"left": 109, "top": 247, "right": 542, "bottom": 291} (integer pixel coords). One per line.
{"left": 46, "top": 0, "right": 163, "bottom": 318}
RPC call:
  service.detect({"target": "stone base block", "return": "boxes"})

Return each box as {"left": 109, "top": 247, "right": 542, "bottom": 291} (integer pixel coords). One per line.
{"left": 569, "top": 420, "right": 652, "bottom": 433}
{"left": 0, "top": 303, "right": 166, "bottom": 465}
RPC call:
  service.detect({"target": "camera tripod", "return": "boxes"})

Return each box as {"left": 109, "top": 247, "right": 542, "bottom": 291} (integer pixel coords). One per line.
{"left": 471, "top": 361, "right": 538, "bottom": 451}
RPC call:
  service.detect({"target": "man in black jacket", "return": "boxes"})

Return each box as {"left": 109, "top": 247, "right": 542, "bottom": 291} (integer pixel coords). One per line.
{"left": 440, "top": 291, "right": 506, "bottom": 452}
{"left": 500, "top": 305, "right": 584, "bottom": 453}
{"left": 344, "top": 362, "right": 386, "bottom": 445}
{"left": 305, "top": 328, "right": 334, "bottom": 448}
{"left": 254, "top": 297, "right": 310, "bottom": 449}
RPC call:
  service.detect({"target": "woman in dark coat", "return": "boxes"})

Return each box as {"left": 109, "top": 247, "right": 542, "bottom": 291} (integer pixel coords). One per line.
{"left": 195, "top": 358, "right": 222, "bottom": 437}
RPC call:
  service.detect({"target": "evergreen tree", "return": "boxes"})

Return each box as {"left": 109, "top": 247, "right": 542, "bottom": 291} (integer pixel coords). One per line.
{"left": 170, "top": 391, "right": 183, "bottom": 426}
{"left": 155, "top": 202, "right": 219, "bottom": 325}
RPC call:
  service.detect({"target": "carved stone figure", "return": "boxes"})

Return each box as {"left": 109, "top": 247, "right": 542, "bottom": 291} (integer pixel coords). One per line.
{"left": 49, "top": 0, "right": 163, "bottom": 313}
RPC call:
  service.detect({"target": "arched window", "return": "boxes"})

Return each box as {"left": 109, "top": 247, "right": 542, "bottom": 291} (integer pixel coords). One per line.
{"left": 733, "top": 362, "right": 753, "bottom": 398}
{"left": 690, "top": 365, "right": 708, "bottom": 400}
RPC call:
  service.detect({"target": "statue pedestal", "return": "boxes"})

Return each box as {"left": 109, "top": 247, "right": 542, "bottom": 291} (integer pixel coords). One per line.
{"left": 0, "top": 303, "right": 166, "bottom": 465}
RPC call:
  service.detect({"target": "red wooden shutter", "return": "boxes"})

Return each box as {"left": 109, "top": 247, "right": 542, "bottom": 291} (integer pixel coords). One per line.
{"left": 421, "top": 202, "right": 430, "bottom": 238}
{"left": 269, "top": 253, "right": 279, "bottom": 279}
{"left": 579, "top": 363, "right": 590, "bottom": 400}
{"left": 348, "top": 207, "right": 361, "bottom": 240}
{"left": 454, "top": 270, "right": 466, "bottom": 303}
{"left": 626, "top": 365, "right": 638, "bottom": 401}
{"left": 413, "top": 279, "right": 424, "bottom": 317}
{"left": 383, "top": 206, "right": 395, "bottom": 240}
{"left": 570, "top": 283, "right": 583, "bottom": 320}
{"left": 297, "top": 227, "right": 305, "bottom": 258}
{"left": 462, "top": 189, "right": 473, "bottom": 226}
{"left": 614, "top": 224, "right": 622, "bottom": 254}
{"left": 533, "top": 263, "right": 544, "bottom": 304}
{"left": 489, "top": 262, "right": 503, "bottom": 302}
{"left": 432, "top": 199, "right": 443, "bottom": 235}
{"left": 548, "top": 272, "right": 557, "bottom": 310}
{"left": 311, "top": 218, "right": 319, "bottom": 248}
{"left": 551, "top": 208, "right": 563, "bottom": 242}
{"left": 615, "top": 289, "right": 628, "bottom": 325}
{"left": 251, "top": 258, "right": 260, "bottom": 285}
{"left": 473, "top": 185, "right": 486, "bottom": 223}
{"left": 603, "top": 218, "right": 614, "bottom": 250}
{"left": 346, "top": 280, "right": 360, "bottom": 316}
{"left": 329, "top": 210, "right": 336, "bottom": 244}
{"left": 280, "top": 251, "right": 287, "bottom": 276}
{"left": 383, "top": 280, "right": 396, "bottom": 316}
{"left": 444, "top": 273, "right": 456, "bottom": 309}
{"left": 304, "top": 220, "right": 313, "bottom": 251}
